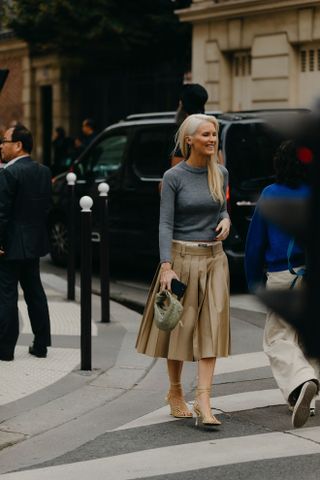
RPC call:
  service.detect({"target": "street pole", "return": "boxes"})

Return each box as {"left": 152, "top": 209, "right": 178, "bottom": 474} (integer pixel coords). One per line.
{"left": 98, "top": 182, "right": 110, "bottom": 323}
{"left": 67, "top": 172, "right": 77, "bottom": 300}
{"left": 80, "top": 195, "right": 93, "bottom": 371}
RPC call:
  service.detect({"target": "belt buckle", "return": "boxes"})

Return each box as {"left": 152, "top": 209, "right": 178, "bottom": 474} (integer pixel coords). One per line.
{"left": 198, "top": 242, "right": 209, "bottom": 247}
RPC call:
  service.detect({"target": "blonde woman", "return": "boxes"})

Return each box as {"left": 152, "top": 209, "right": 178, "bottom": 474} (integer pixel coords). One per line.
{"left": 136, "top": 114, "right": 231, "bottom": 426}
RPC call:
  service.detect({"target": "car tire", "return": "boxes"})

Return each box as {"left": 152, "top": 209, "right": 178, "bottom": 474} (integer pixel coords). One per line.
{"left": 49, "top": 217, "right": 68, "bottom": 266}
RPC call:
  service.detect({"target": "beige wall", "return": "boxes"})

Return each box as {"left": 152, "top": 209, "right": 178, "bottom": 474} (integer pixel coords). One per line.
{"left": 178, "top": 1, "right": 320, "bottom": 110}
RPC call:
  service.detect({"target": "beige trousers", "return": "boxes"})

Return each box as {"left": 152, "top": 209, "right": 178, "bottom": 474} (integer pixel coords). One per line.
{"left": 263, "top": 269, "right": 319, "bottom": 403}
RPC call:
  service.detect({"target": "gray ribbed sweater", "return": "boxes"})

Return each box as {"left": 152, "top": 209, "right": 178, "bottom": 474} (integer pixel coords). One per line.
{"left": 159, "top": 161, "right": 229, "bottom": 263}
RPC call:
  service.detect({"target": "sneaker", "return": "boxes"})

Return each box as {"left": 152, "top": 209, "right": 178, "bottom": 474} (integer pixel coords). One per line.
{"left": 292, "top": 381, "right": 317, "bottom": 428}
{"left": 289, "top": 404, "right": 315, "bottom": 416}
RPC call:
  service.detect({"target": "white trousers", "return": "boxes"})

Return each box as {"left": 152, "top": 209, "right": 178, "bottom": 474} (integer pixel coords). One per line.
{"left": 263, "top": 269, "right": 319, "bottom": 403}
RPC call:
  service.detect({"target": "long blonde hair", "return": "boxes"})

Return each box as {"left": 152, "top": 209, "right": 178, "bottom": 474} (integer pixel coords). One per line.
{"left": 175, "top": 114, "right": 224, "bottom": 203}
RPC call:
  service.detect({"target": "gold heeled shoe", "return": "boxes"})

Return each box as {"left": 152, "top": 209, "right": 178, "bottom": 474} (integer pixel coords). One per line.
{"left": 193, "top": 387, "right": 221, "bottom": 426}
{"left": 165, "top": 382, "right": 193, "bottom": 418}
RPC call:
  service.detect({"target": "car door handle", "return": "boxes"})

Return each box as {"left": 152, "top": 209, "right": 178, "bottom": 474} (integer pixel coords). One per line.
{"left": 236, "top": 201, "right": 257, "bottom": 206}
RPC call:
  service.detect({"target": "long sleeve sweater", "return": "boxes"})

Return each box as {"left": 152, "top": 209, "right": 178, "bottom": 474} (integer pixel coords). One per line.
{"left": 245, "top": 183, "right": 309, "bottom": 292}
{"left": 159, "top": 161, "right": 229, "bottom": 263}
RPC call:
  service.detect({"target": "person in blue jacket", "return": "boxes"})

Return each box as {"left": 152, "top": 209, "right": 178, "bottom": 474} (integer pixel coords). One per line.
{"left": 245, "top": 140, "right": 319, "bottom": 429}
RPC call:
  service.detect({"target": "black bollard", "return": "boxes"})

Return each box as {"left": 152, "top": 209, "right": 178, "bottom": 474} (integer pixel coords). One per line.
{"left": 80, "top": 195, "right": 93, "bottom": 370}
{"left": 98, "top": 182, "right": 110, "bottom": 323}
{"left": 67, "top": 172, "right": 77, "bottom": 300}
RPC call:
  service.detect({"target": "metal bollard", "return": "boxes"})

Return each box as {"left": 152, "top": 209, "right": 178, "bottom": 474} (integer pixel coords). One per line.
{"left": 98, "top": 182, "right": 110, "bottom": 323}
{"left": 66, "top": 172, "right": 77, "bottom": 300}
{"left": 79, "top": 195, "right": 93, "bottom": 371}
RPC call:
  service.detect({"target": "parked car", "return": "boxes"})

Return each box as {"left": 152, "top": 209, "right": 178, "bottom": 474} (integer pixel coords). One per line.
{"left": 48, "top": 109, "right": 307, "bottom": 274}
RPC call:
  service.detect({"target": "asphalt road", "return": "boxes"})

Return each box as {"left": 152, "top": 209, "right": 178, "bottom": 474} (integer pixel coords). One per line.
{"left": 15, "top": 255, "right": 318, "bottom": 480}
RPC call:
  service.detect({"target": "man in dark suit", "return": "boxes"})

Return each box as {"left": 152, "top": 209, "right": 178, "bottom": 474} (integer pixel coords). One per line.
{"left": 0, "top": 125, "right": 51, "bottom": 361}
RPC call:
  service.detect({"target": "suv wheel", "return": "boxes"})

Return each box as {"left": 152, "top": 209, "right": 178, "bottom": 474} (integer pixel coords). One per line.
{"left": 49, "top": 218, "right": 68, "bottom": 266}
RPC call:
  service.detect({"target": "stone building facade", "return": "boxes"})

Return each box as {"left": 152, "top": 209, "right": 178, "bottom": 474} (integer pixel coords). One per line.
{"left": 177, "top": 0, "right": 320, "bottom": 111}
{"left": 0, "top": 31, "right": 70, "bottom": 164}
{"left": 0, "top": 33, "right": 26, "bottom": 132}
{"left": 0, "top": 25, "right": 185, "bottom": 165}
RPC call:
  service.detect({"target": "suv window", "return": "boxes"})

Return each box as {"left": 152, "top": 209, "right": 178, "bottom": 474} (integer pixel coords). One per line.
{"left": 130, "top": 126, "right": 175, "bottom": 180}
{"left": 225, "top": 122, "right": 281, "bottom": 189}
{"left": 78, "top": 133, "right": 128, "bottom": 179}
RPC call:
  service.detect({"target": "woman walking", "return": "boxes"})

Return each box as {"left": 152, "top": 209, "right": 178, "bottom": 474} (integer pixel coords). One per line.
{"left": 136, "top": 114, "right": 231, "bottom": 426}
{"left": 245, "top": 140, "right": 319, "bottom": 429}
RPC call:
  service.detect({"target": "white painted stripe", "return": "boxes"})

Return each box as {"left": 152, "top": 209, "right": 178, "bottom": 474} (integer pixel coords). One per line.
{"left": 213, "top": 388, "right": 284, "bottom": 412}
{"left": 215, "top": 351, "right": 269, "bottom": 375}
{"left": 114, "top": 388, "right": 284, "bottom": 431}
{"left": 114, "top": 351, "right": 272, "bottom": 431}
{"left": 1, "top": 430, "right": 320, "bottom": 480}
{"left": 114, "top": 405, "right": 178, "bottom": 430}
{"left": 291, "top": 426, "right": 320, "bottom": 443}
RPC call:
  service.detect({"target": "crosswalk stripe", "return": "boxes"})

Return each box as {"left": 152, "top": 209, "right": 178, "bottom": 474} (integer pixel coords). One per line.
{"left": 214, "top": 351, "right": 269, "bottom": 375}
{"left": 114, "top": 389, "right": 285, "bottom": 431}
{"left": 1, "top": 430, "right": 320, "bottom": 480}
{"left": 114, "top": 351, "right": 272, "bottom": 431}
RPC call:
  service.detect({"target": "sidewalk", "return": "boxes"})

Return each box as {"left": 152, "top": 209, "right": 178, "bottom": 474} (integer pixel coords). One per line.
{"left": 0, "top": 272, "right": 270, "bottom": 476}
{"left": 0, "top": 273, "right": 153, "bottom": 455}
{"left": 2, "top": 274, "right": 320, "bottom": 479}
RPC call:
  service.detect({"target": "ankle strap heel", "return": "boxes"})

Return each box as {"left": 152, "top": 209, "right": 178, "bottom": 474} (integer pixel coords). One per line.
{"left": 193, "top": 386, "right": 221, "bottom": 427}
{"left": 165, "top": 382, "right": 193, "bottom": 418}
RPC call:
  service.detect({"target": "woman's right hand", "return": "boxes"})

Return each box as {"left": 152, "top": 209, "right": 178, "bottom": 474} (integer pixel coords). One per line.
{"left": 160, "top": 263, "right": 179, "bottom": 291}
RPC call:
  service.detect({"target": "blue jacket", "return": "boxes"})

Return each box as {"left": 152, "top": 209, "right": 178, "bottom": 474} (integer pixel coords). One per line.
{"left": 245, "top": 183, "right": 309, "bottom": 292}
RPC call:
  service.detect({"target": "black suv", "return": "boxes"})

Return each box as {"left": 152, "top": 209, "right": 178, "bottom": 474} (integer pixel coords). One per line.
{"left": 49, "top": 110, "right": 305, "bottom": 273}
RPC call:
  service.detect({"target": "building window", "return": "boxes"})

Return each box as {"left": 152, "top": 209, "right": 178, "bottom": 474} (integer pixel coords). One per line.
{"left": 301, "top": 50, "right": 307, "bottom": 72}
{"left": 309, "top": 49, "right": 315, "bottom": 71}
{"left": 234, "top": 57, "right": 239, "bottom": 77}
{"left": 247, "top": 55, "right": 252, "bottom": 76}
{"left": 300, "top": 47, "right": 320, "bottom": 73}
{"left": 233, "top": 52, "right": 251, "bottom": 77}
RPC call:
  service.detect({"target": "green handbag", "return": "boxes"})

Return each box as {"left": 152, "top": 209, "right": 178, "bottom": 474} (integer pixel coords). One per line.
{"left": 153, "top": 290, "right": 183, "bottom": 331}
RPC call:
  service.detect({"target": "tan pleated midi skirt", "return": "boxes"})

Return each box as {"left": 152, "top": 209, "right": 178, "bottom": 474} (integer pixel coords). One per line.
{"left": 135, "top": 241, "right": 230, "bottom": 361}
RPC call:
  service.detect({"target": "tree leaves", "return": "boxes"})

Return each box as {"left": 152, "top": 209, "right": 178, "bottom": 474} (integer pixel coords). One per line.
{"left": 4, "top": 0, "right": 191, "bottom": 69}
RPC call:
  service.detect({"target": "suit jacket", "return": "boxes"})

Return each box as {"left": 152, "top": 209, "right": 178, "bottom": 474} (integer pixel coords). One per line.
{"left": 0, "top": 156, "right": 52, "bottom": 260}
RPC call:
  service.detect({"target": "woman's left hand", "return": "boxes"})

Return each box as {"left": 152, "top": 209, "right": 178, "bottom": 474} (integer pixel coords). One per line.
{"left": 215, "top": 218, "right": 231, "bottom": 241}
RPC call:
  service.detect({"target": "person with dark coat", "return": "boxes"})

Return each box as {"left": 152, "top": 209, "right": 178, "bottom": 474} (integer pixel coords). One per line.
{"left": 52, "top": 126, "right": 73, "bottom": 175}
{"left": 0, "top": 125, "right": 51, "bottom": 360}
{"left": 175, "top": 83, "right": 209, "bottom": 127}
{"left": 74, "top": 118, "right": 97, "bottom": 157}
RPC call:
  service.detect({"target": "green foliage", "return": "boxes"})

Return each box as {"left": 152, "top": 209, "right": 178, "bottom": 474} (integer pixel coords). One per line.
{"left": 5, "top": 0, "right": 191, "bottom": 68}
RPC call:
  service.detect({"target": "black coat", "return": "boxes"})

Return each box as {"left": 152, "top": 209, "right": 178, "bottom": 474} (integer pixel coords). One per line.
{"left": 0, "top": 156, "right": 51, "bottom": 260}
